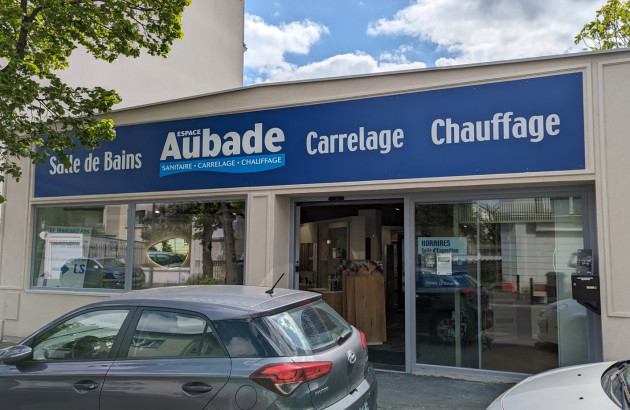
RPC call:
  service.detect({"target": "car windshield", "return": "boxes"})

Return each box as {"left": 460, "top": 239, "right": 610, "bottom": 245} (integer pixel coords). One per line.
{"left": 601, "top": 361, "right": 630, "bottom": 409}
{"left": 256, "top": 300, "right": 352, "bottom": 356}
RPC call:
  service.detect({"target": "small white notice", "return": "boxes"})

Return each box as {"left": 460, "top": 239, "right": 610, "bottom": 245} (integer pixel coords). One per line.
{"left": 436, "top": 253, "right": 453, "bottom": 275}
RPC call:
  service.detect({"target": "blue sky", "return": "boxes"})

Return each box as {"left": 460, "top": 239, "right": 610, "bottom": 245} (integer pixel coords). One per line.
{"left": 246, "top": 1, "right": 431, "bottom": 66}
{"left": 243, "top": 0, "right": 607, "bottom": 85}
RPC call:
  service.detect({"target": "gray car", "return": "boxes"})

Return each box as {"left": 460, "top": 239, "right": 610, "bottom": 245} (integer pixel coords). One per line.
{"left": 0, "top": 285, "right": 377, "bottom": 409}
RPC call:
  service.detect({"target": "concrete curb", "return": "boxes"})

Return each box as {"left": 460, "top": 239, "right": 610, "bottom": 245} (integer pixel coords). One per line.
{"left": 411, "top": 366, "right": 527, "bottom": 384}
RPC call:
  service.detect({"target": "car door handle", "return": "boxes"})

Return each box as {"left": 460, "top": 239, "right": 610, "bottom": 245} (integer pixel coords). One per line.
{"left": 182, "top": 382, "right": 213, "bottom": 394}
{"left": 73, "top": 380, "right": 99, "bottom": 391}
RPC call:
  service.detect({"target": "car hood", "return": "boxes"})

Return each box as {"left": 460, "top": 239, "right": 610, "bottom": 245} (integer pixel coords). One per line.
{"left": 494, "top": 361, "right": 619, "bottom": 410}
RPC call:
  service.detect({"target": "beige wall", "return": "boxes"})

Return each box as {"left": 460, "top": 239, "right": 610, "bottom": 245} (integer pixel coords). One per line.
{"left": 3, "top": 50, "right": 630, "bottom": 370}
{"left": 58, "top": 0, "right": 245, "bottom": 109}
{"left": 596, "top": 57, "right": 630, "bottom": 361}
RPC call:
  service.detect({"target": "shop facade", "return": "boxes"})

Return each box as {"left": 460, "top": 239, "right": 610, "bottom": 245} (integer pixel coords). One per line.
{"left": 2, "top": 49, "right": 630, "bottom": 377}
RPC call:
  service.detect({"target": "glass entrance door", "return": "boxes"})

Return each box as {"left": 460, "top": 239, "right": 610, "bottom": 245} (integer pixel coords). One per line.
{"left": 295, "top": 200, "right": 406, "bottom": 370}
{"left": 414, "top": 196, "right": 590, "bottom": 373}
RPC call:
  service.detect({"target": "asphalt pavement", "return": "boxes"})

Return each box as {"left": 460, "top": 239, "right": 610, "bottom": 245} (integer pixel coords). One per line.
{"left": 375, "top": 369, "right": 516, "bottom": 410}
{"left": 1, "top": 337, "right": 515, "bottom": 409}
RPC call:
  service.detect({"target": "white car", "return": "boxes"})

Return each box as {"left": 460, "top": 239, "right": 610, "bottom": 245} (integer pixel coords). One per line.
{"left": 488, "top": 360, "right": 629, "bottom": 409}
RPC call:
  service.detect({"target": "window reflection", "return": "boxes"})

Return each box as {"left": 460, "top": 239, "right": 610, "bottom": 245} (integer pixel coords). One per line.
{"left": 147, "top": 238, "right": 188, "bottom": 268}
{"left": 32, "top": 200, "right": 246, "bottom": 290}
{"left": 31, "top": 309, "right": 129, "bottom": 361}
{"left": 415, "top": 197, "right": 588, "bottom": 374}
{"left": 134, "top": 201, "right": 245, "bottom": 287}
{"left": 33, "top": 205, "right": 135, "bottom": 290}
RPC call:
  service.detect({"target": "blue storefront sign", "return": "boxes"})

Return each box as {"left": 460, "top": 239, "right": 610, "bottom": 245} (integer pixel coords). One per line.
{"left": 34, "top": 73, "right": 585, "bottom": 197}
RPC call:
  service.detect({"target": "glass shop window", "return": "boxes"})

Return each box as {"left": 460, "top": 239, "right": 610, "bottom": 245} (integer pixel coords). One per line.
{"left": 32, "top": 205, "right": 135, "bottom": 290}
{"left": 133, "top": 200, "right": 246, "bottom": 288}
{"left": 32, "top": 200, "right": 246, "bottom": 291}
{"left": 415, "top": 196, "right": 590, "bottom": 374}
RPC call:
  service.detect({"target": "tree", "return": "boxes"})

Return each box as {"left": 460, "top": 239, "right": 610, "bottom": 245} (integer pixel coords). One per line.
{"left": 575, "top": 0, "right": 630, "bottom": 50}
{"left": 0, "top": 0, "right": 191, "bottom": 202}
{"left": 187, "top": 201, "right": 242, "bottom": 283}
{"left": 140, "top": 200, "right": 245, "bottom": 284}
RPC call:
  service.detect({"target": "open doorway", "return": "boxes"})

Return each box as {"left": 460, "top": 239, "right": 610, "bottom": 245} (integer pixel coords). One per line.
{"left": 297, "top": 200, "right": 405, "bottom": 370}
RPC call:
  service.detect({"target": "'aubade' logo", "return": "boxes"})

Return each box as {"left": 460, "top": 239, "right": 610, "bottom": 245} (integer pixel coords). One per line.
{"left": 159, "top": 123, "right": 285, "bottom": 177}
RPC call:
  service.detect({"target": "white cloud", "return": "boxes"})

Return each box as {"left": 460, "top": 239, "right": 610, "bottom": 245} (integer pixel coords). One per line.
{"left": 367, "top": 0, "right": 606, "bottom": 66}
{"left": 244, "top": 14, "right": 329, "bottom": 71}
{"left": 252, "top": 52, "right": 427, "bottom": 83}
{"left": 244, "top": 14, "right": 426, "bottom": 84}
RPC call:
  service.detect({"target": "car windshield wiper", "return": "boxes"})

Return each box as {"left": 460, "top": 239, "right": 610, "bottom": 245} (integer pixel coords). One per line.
{"left": 337, "top": 331, "right": 352, "bottom": 345}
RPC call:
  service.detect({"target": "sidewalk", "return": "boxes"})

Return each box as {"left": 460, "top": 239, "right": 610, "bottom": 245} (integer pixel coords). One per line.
{"left": 1, "top": 337, "right": 514, "bottom": 409}
{"left": 375, "top": 370, "right": 516, "bottom": 410}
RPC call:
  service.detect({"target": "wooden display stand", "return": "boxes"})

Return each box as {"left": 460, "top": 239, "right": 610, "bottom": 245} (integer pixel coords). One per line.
{"left": 321, "top": 291, "right": 344, "bottom": 316}
{"left": 342, "top": 261, "right": 386, "bottom": 343}
{"left": 306, "top": 288, "right": 344, "bottom": 317}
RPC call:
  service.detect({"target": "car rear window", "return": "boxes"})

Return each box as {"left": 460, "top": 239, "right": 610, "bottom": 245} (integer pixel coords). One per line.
{"left": 256, "top": 300, "right": 353, "bottom": 356}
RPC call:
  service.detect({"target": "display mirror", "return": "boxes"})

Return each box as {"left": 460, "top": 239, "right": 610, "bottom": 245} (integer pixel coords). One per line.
{"left": 147, "top": 238, "right": 189, "bottom": 268}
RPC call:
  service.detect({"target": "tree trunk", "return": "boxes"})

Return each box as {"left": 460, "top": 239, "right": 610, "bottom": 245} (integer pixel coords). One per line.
{"left": 201, "top": 222, "right": 214, "bottom": 279}
{"left": 221, "top": 202, "right": 238, "bottom": 284}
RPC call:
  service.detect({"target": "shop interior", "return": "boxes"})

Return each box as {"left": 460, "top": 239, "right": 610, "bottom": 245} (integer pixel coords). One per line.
{"left": 297, "top": 200, "right": 405, "bottom": 370}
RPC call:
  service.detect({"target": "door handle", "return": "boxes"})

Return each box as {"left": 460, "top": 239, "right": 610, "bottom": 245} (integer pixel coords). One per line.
{"left": 182, "top": 382, "right": 213, "bottom": 394}
{"left": 73, "top": 380, "right": 99, "bottom": 391}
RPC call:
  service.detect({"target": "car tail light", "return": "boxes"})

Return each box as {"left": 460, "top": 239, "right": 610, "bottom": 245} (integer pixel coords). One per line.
{"left": 250, "top": 361, "right": 333, "bottom": 396}
{"left": 359, "top": 330, "right": 367, "bottom": 350}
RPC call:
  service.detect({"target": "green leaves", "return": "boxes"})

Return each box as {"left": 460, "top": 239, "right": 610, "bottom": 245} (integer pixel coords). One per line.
{"left": 575, "top": 0, "right": 630, "bottom": 50}
{"left": 0, "top": 0, "right": 191, "bottom": 202}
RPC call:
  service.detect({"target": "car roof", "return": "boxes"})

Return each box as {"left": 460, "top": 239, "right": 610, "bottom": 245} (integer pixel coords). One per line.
{"left": 88, "top": 285, "right": 322, "bottom": 320}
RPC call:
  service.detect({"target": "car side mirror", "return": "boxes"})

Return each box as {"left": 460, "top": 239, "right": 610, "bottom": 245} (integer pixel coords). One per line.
{"left": 0, "top": 345, "right": 33, "bottom": 365}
